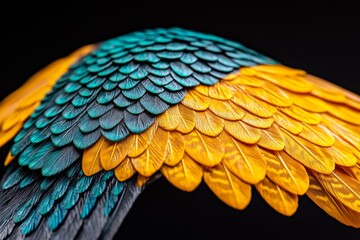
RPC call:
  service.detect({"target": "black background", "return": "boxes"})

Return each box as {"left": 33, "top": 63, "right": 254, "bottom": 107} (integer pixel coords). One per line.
{"left": 1, "top": 3, "right": 360, "bottom": 240}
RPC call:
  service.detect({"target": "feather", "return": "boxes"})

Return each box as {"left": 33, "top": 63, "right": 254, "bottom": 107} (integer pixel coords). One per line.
{"left": 306, "top": 173, "right": 360, "bottom": 227}
{"left": 161, "top": 154, "right": 203, "bottom": 191}
{"left": 221, "top": 132, "right": 266, "bottom": 184}
{"left": 314, "top": 169, "right": 360, "bottom": 212}
{"left": 124, "top": 111, "right": 156, "bottom": 134}
{"left": 158, "top": 89, "right": 186, "bottom": 104}
{"left": 244, "top": 85, "right": 292, "bottom": 107}
{"left": 99, "top": 108, "right": 124, "bottom": 130}
{"left": 158, "top": 105, "right": 180, "bottom": 130}
{"left": 82, "top": 137, "right": 111, "bottom": 176}
{"left": 224, "top": 119, "right": 261, "bottom": 144}
{"left": 114, "top": 158, "right": 136, "bottom": 181}
{"left": 128, "top": 121, "right": 158, "bottom": 157}
{"left": 327, "top": 102, "right": 360, "bottom": 125}
{"left": 208, "top": 99, "right": 244, "bottom": 120}
{"left": 164, "top": 132, "right": 185, "bottom": 166}
{"left": 282, "top": 129, "right": 335, "bottom": 174}
{"left": 131, "top": 128, "right": 169, "bottom": 176}
{"left": 273, "top": 111, "right": 303, "bottom": 134}
{"left": 285, "top": 90, "right": 328, "bottom": 112}
{"left": 227, "top": 74, "right": 264, "bottom": 87}
{"left": 176, "top": 104, "right": 196, "bottom": 134}
{"left": 299, "top": 123, "right": 335, "bottom": 147}
{"left": 261, "top": 149, "right": 309, "bottom": 195}
{"left": 327, "top": 144, "right": 357, "bottom": 167}
{"left": 183, "top": 130, "right": 224, "bottom": 167}
{"left": 257, "top": 124, "right": 285, "bottom": 151}
{"left": 170, "top": 61, "right": 193, "bottom": 77}
{"left": 100, "top": 135, "right": 135, "bottom": 170}
{"left": 41, "top": 146, "right": 80, "bottom": 176}
{"left": 204, "top": 163, "right": 251, "bottom": 210}
{"left": 194, "top": 110, "right": 224, "bottom": 137}
{"left": 241, "top": 111, "right": 274, "bottom": 128}
{"left": 140, "top": 93, "right": 170, "bottom": 115}
{"left": 101, "top": 122, "right": 129, "bottom": 142}
{"left": 255, "top": 177, "right": 298, "bottom": 216}
{"left": 181, "top": 90, "right": 209, "bottom": 111}
{"left": 207, "top": 82, "right": 234, "bottom": 100}
{"left": 279, "top": 105, "right": 322, "bottom": 125}
{"left": 2, "top": 167, "right": 26, "bottom": 189}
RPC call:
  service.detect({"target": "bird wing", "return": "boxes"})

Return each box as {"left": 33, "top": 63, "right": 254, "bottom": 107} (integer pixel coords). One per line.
{"left": 1, "top": 28, "right": 360, "bottom": 240}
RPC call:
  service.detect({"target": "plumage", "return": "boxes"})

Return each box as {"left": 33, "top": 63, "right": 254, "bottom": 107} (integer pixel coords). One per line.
{"left": 1, "top": 27, "right": 360, "bottom": 239}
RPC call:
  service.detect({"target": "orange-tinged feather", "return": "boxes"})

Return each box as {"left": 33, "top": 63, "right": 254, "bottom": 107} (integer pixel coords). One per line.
{"left": 131, "top": 128, "right": 169, "bottom": 177}
{"left": 221, "top": 132, "right": 266, "bottom": 184}
{"left": 244, "top": 86, "right": 292, "bottom": 107}
{"left": 176, "top": 104, "right": 196, "bottom": 134}
{"left": 128, "top": 121, "right": 158, "bottom": 158}
{"left": 82, "top": 137, "right": 111, "bottom": 176}
{"left": 114, "top": 158, "right": 136, "bottom": 181}
{"left": 314, "top": 169, "right": 360, "bottom": 212}
{"left": 208, "top": 99, "right": 245, "bottom": 120}
{"left": 100, "top": 135, "right": 135, "bottom": 170}
{"left": 306, "top": 173, "right": 360, "bottom": 227}
{"left": 282, "top": 129, "right": 335, "bottom": 174}
{"left": 327, "top": 144, "right": 357, "bottom": 167}
{"left": 228, "top": 74, "right": 264, "bottom": 87}
{"left": 164, "top": 132, "right": 185, "bottom": 166}
{"left": 231, "top": 91, "right": 277, "bottom": 118}
{"left": 183, "top": 130, "right": 224, "bottom": 167}
{"left": 181, "top": 90, "right": 209, "bottom": 111}
{"left": 299, "top": 123, "right": 335, "bottom": 147}
{"left": 204, "top": 163, "right": 252, "bottom": 210}
{"left": 257, "top": 125, "right": 285, "bottom": 151}
{"left": 4, "top": 152, "right": 15, "bottom": 166}
{"left": 256, "top": 177, "right": 298, "bottom": 216}
{"left": 307, "top": 75, "right": 347, "bottom": 103}
{"left": 279, "top": 105, "right": 322, "bottom": 125}
{"left": 194, "top": 110, "right": 224, "bottom": 137}
{"left": 136, "top": 175, "right": 150, "bottom": 187}
{"left": 261, "top": 149, "right": 309, "bottom": 195}
{"left": 273, "top": 112, "right": 303, "bottom": 134}
{"left": 241, "top": 111, "right": 274, "bottom": 128}
{"left": 158, "top": 106, "right": 180, "bottom": 130}
{"left": 161, "top": 154, "right": 203, "bottom": 192}
{"left": 207, "top": 82, "right": 234, "bottom": 100}
{"left": 248, "top": 65, "right": 306, "bottom": 76}
{"left": 285, "top": 91, "right": 329, "bottom": 113}
{"left": 0, "top": 122, "right": 23, "bottom": 148}
{"left": 327, "top": 102, "right": 360, "bottom": 125}
{"left": 224, "top": 120, "right": 261, "bottom": 144}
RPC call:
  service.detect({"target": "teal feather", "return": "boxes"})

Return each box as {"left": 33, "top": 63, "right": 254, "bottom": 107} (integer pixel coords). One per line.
{"left": 119, "top": 62, "right": 139, "bottom": 74}
{"left": 40, "top": 178, "right": 55, "bottom": 190}
{"left": 64, "top": 82, "right": 82, "bottom": 93}
{"left": 51, "top": 125, "right": 78, "bottom": 147}
{"left": 154, "top": 36, "right": 172, "bottom": 43}
{"left": 44, "top": 105, "right": 66, "bottom": 118}
{"left": 14, "top": 128, "right": 31, "bottom": 142}
{"left": 51, "top": 178, "right": 70, "bottom": 200}
{"left": 103, "top": 194, "right": 119, "bottom": 217}
{"left": 76, "top": 176, "right": 93, "bottom": 193}
{"left": 83, "top": 55, "right": 96, "bottom": 65}
{"left": 113, "top": 94, "right": 133, "bottom": 108}
{"left": 80, "top": 181, "right": 107, "bottom": 219}
{"left": 191, "top": 61, "right": 212, "bottom": 73}
{"left": 141, "top": 79, "right": 164, "bottom": 94}
{"left": 148, "top": 67, "right": 170, "bottom": 77}
{"left": 126, "top": 102, "right": 145, "bottom": 115}
{"left": 166, "top": 42, "right": 187, "bottom": 51}
{"left": 87, "top": 102, "right": 113, "bottom": 118}
{"left": 102, "top": 171, "right": 114, "bottom": 181}
{"left": 152, "top": 61, "right": 169, "bottom": 69}
{"left": 148, "top": 75, "right": 173, "bottom": 85}
{"left": 35, "top": 117, "right": 54, "bottom": 129}
{"left": 62, "top": 188, "right": 80, "bottom": 210}
{"left": 138, "top": 40, "right": 155, "bottom": 47}
{"left": 194, "top": 50, "right": 217, "bottom": 62}
{"left": 130, "top": 47, "right": 146, "bottom": 53}
{"left": 218, "top": 55, "right": 239, "bottom": 68}
{"left": 193, "top": 72, "right": 218, "bottom": 85}
{"left": 208, "top": 62, "right": 234, "bottom": 72}
{"left": 20, "top": 210, "right": 42, "bottom": 236}
{"left": 102, "top": 80, "right": 118, "bottom": 91}
{"left": 62, "top": 105, "right": 86, "bottom": 120}
{"left": 97, "top": 58, "right": 111, "bottom": 65}
{"left": 210, "top": 70, "right": 227, "bottom": 79}
{"left": 30, "top": 128, "right": 51, "bottom": 143}
{"left": 147, "top": 44, "right": 166, "bottom": 51}
{"left": 110, "top": 51, "right": 128, "bottom": 59}
{"left": 118, "top": 78, "right": 139, "bottom": 90}
{"left": 55, "top": 93, "right": 76, "bottom": 105}
{"left": 41, "top": 146, "right": 80, "bottom": 176}
{"left": 22, "top": 118, "right": 35, "bottom": 129}
{"left": 87, "top": 77, "right": 106, "bottom": 88}
{"left": 79, "top": 116, "right": 100, "bottom": 133}
{"left": 47, "top": 205, "right": 68, "bottom": 231}
{"left": 2, "top": 167, "right": 26, "bottom": 189}
{"left": 19, "top": 173, "right": 37, "bottom": 188}
{"left": 164, "top": 81, "right": 183, "bottom": 91}
{"left": 171, "top": 73, "right": 199, "bottom": 87}
{"left": 140, "top": 94, "right": 169, "bottom": 115}
{"left": 13, "top": 194, "right": 41, "bottom": 223}
{"left": 50, "top": 119, "right": 74, "bottom": 134}
{"left": 71, "top": 95, "right": 92, "bottom": 107}
{"left": 205, "top": 45, "right": 222, "bottom": 53}
{"left": 233, "top": 58, "right": 257, "bottom": 66}
{"left": 73, "top": 129, "right": 101, "bottom": 149}
{"left": 87, "top": 62, "right": 112, "bottom": 73}
{"left": 97, "top": 89, "right": 120, "bottom": 104}
{"left": 113, "top": 54, "right": 133, "bottom": 64}
{"left": 99, "top": 109, "right": 124, "bottom": 130}
{"left": 98, "top": 66, "right": 118, "bottom": 77}
{"left": 37, "top": 194, "right": 55, "bottom": 215}
{"left": 122, "top": 84, "right": 146, "bottom": 100}
{"left": 101, "top": 123, "right": 129, "bottom": 142}
{"left": 129, "top": 67, "right": 148, "bottom": 80}
{"left": 170, "top": 62, "right": 193, "bottom": 77}
{"left": 134, "top": 52, "right": 160, "bottom": 63}
{"left": 124, "top": 111, "right": 155, "bottom": 133}
{"left": 79, "top": 75, "right": 94, "bottom": 84}
{"left": 159, "top": 90, "right": 186, "bottom": 104}
{"left": 157, "top": 51, "right": 183, "bottom": 59}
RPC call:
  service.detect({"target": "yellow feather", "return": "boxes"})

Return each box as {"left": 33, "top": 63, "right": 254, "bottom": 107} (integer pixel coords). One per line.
{"left": 183, "top": 130, "right": 224, "bottom": 167}
{"left": 299, "top": 123, "right": 335, "bottom": 147}
{"left": 82, "top": 137, "right": 111, "bottom": 176}
{"left": 161, "top": 154, "right": 203, "bottom": 192}
{"left": 131, "top": 128, "right": 169, "bottom": 177}
{"left": 306, "top": 173, "right": 360, "bottom": 227}
{"left": 100, "top": 135, "right": 135, "bottom": 170}
{"left": 273, "top": 111, "right": 303, "bottom": 134}
{"left": 1, "top": 103, "right": 38, "bottom": 131}
{"left": 158, "top": 106, "right": 180, "bottom": 130}
{"left": 244, "top": 84, "right": 292, "bottom": 107}
{"left": 285, "top": 91, "right": 329, "bottom": 112}
{"left": 194, "top": 85, "right": 210, "bottom": 96}
{"left": 181, "top": 90, "right": 209, "bottom": 111}
{"left": 282, "top": 129, "right": 335, "bottom": 174}
{"left": 256, "top": 177, "right": 298, "bottom": 216}
{"left": 221, "top": 132, "right": 266, "bottom": 184}
{"left": 128, "top": 121, "right": 158, "bottom": 158}
{"left": 231, "top": 91, "right": 277, "bottom": 118}
{"left": 327, "top": 144, "right": 357, "bottom": 167}
{"left": 241, "top": 111, "right": 274, "bottom": 128}
{"left": 208, "top": 82, "right": 234, "bottom": 100}
{"left": 307, "top": 75, "right": 347, "bottom": 103}
{"left": 279, "top": 105, "right": 322, "bottom": 125}
{"left": 248, "top": 65, "right": 306, "bottom": 76}
{"left": 136, "top": 175, "right": 150, "bottom": 187}
{"left": 314, "top": 169, "right": 360, "bottom": 212}
{"left": 164, "top": 132, "right": 185, "bottom": 166}
{"left": 194, "top": 110, "right": 224, "bottom": 137}
{"left": 0, "top": 122, "right": 23, "bottom": 148}
{"left": 4, "top": 152, "right": 15, "bottom": 166}
{"left": 257, "top": 124, "right": 285, "bottom": 151}
{"left": 327, "top": 102, "right": 360, "bottom": 125}
{"left": 114, "top": 158, "right": 136, "bottom": 181}
{"left": 204, "top": 162, "right": 252, "bottom": 210}
{"left": 208, "top": 98, "right": 245, "bottom": 120}
{"left": 224, "top": 119, "right": 261, "bottom": 144}
{"left": 261, "top": 149, "right": 309, "bottom": 195}
{"left": 176, "top": 104, "right": 196, "bottom": 134}
{"left": 227, "top": 74, "right": 264, "bottom": 87}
